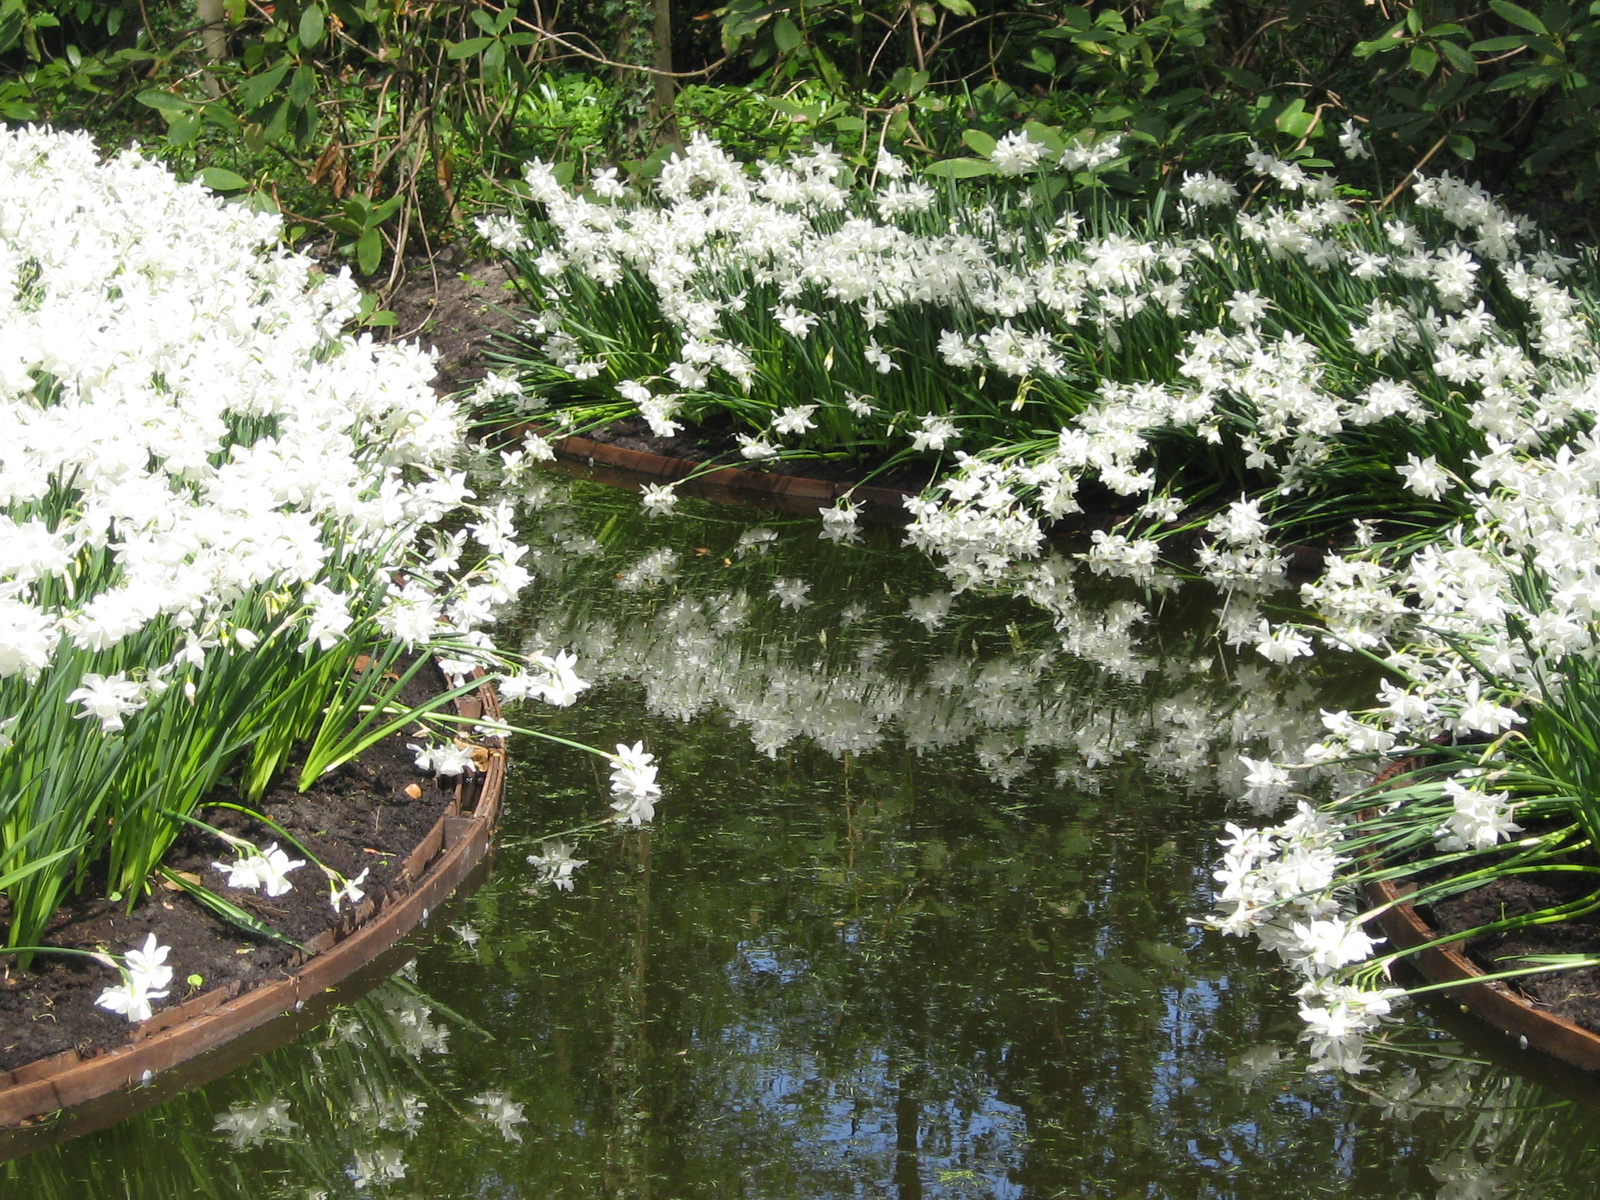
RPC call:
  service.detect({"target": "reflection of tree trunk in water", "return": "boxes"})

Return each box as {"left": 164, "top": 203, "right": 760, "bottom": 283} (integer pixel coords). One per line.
{"left": 602, "top": 828, "right": 652, "bottom": 1200}
{"left": 894, "top": 1076, "right": 923, "bottom": 1200}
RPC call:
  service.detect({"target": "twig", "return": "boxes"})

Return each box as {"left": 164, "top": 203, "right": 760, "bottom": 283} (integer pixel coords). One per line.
{"left": 1381, "top": 133, "right": 1450, "bottom": 208}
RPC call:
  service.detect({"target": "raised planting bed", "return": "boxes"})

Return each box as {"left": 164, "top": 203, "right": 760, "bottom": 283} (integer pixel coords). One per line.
{"left": 1367, "top": 872, "right": 1600, "bottom": 1072}
{"left": 0, "top": 673, "right": 505, "bottom": 1129}
{"left": 1363, "top": 757, "right": 1600, "bottom": 1074}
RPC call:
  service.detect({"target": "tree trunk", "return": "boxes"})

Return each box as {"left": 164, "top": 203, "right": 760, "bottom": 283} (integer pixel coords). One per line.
{"left": 650, "top": 0, "right": 678, "bottom": 147}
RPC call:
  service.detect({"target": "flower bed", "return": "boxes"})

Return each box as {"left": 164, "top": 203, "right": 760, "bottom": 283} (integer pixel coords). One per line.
{"left": 0, "top": 670, "right": 504, "bottom": 1128}
{"left": 0, "top": 127, "right": 631, "bottom": 1099}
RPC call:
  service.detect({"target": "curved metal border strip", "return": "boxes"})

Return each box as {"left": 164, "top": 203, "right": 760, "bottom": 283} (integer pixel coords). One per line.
{"left": 1364, "top": 754, "right": 1600, "bottom": 1072}
{"left": 1367, "top": 875, "right": 1600, "bottom": 1071}
{"left": 0, "top": 680, "right": 506, "bottom": 1128}
{"left": 542, "top": 429, "right": 916, "bottom": 515}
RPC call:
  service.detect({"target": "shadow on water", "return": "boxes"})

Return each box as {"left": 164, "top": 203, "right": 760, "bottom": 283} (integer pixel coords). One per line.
{"left": 7, "top": 470, "right": 1600, "bottom": 1198}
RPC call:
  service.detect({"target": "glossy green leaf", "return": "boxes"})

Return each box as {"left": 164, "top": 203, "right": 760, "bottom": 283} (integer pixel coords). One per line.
{"left": 1490, "top": 0, "right": 1549, "bottom": 33}
{"left": 199, "top": 167, "right": 250, "bottom": 192}
{"left": 136, "top": 89, "right": 193, "bottom": 116}
{"left": 924, "top": 157, "right": 996, "bottom": 177}
{"left": 772, "top": 15, "right": 802, "bottom": 52}
{"left": 298, "top": 4, "right": 324, "bottom": 48}
{"left": 961, "top": 128, "right": 998, "bottom": 157}
{"left": 356, "top": 228, "right": 381, "bottom": 275}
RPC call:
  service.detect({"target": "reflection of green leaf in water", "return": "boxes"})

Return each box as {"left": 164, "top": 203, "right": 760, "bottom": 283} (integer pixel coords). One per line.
{"left": 1098, "top": 960, "right": 1152, "bottom": 994}
{"left": 1137, "top": 938, "right": 1191, "bottom": 978}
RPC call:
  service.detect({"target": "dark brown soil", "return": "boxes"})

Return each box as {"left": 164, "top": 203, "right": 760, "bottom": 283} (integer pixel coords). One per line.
{"left": 1422, "top": 870, "right": 1600, "bottom": 1034}
{"left": 0, "top": 667, "right": 469, "bottom": 1075}
{"left": 386, "top": 247, "right": 520, "bottom": 395}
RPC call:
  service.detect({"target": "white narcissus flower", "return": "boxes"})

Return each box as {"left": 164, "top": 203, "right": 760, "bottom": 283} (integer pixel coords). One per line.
{"left": 213, "top": 842, "right": 306, "bottom": 898}
{"left": 330, "top": 868, "right": 369, "bottom": 913}
{"left": 639, "top": 482, "right": 678, "bottom": 515}
{"left": 95, "top": 934, "right": 173, "bottom": 1023}
{"left": 66, "top": 673, "right": 146, "bottom": 733}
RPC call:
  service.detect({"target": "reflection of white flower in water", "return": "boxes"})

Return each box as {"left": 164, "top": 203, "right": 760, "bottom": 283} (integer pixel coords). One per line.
{"left": 639, "top": 482, "right": 678, "bottom": 515}
{"left": 906, "top": 591, "right": 954, "bottom": 631}
{"left": 470, "top": 1091, "right": 528, "bottom": 1142}
{"left": 527, "top": 840, "right": 588, "bottom": 890}
{"left": 450, "top": 922, "right": 480, "bottom": 948}
{"left": 350, "top": 1083, "right": 428, "bottom": 1136}
{"left": 1429, "top": 1147, "right": 1512, "bottom": 1200}
{"left": 616, "top": 547, "right": 680, "bottom": 592}
{"left": 735, "top": 527, "right": 778, "bottom": 557}
{"left": 1227, "top": 1044, "right": 1291, "bottom": 1093}
{"left": 348, "top": 1147, "right": 408, "bottom": 1187}
{"left": 213, "top": 842, "right": 306, "bottom": 897}
{"left": 382, "top": 994, "right": 450, "bottom": 1057}
{"left": 771, "top": 578, "right": 810, "bottom": 609}
{"left": 609, "top": 741, "right": 662, "bottom": 826}
{"left": 213, "top": 1098, "right": 297, "bottom": 1148}
{"left": 819, "top": 499, "right": 861, "bottom": 543}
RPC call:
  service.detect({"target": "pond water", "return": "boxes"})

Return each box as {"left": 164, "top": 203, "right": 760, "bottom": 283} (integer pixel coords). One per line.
{"left": 6, "top": 470, "right": 1600, "bottom": 1198}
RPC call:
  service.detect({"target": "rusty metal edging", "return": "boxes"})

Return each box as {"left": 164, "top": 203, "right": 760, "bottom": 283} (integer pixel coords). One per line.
{"left": 1364, "top": 755, "right": 1600, "bottom": 1072}
{"left": 0, "top": 680, "right": 506, "bottom": 1129}
{"left": 534, "top": 428, "right": 917, "bottom": 514}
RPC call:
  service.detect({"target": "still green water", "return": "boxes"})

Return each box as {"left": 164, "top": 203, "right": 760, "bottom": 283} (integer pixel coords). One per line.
{"left": 6, "top": 471, "right": 1600, "bottom": 1198}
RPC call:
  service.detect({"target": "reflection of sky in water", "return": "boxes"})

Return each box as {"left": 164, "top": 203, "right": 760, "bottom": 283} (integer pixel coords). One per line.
{"left": 6, "top": 475, "right": 1600, "bottom": 1199}
{"left": 719, "top": 937, "right": 1030, "bottom": 1200}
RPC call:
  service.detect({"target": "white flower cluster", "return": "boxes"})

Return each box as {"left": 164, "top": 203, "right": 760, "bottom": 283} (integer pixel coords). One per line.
{"left": 898, "top": 156, "right": 1595, "bottom": 592}
{"left": 1207, "top": 361, "right": 1600, "bottom": 1072}
{"left": 0, "top": 130, "right": 625, "bottom": 1018}
{"left": 0, "top": 127, "right": 549, "bottom": 787}
{"left": 1207, "top": 808, "right": 1401, "bottom": 1074}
